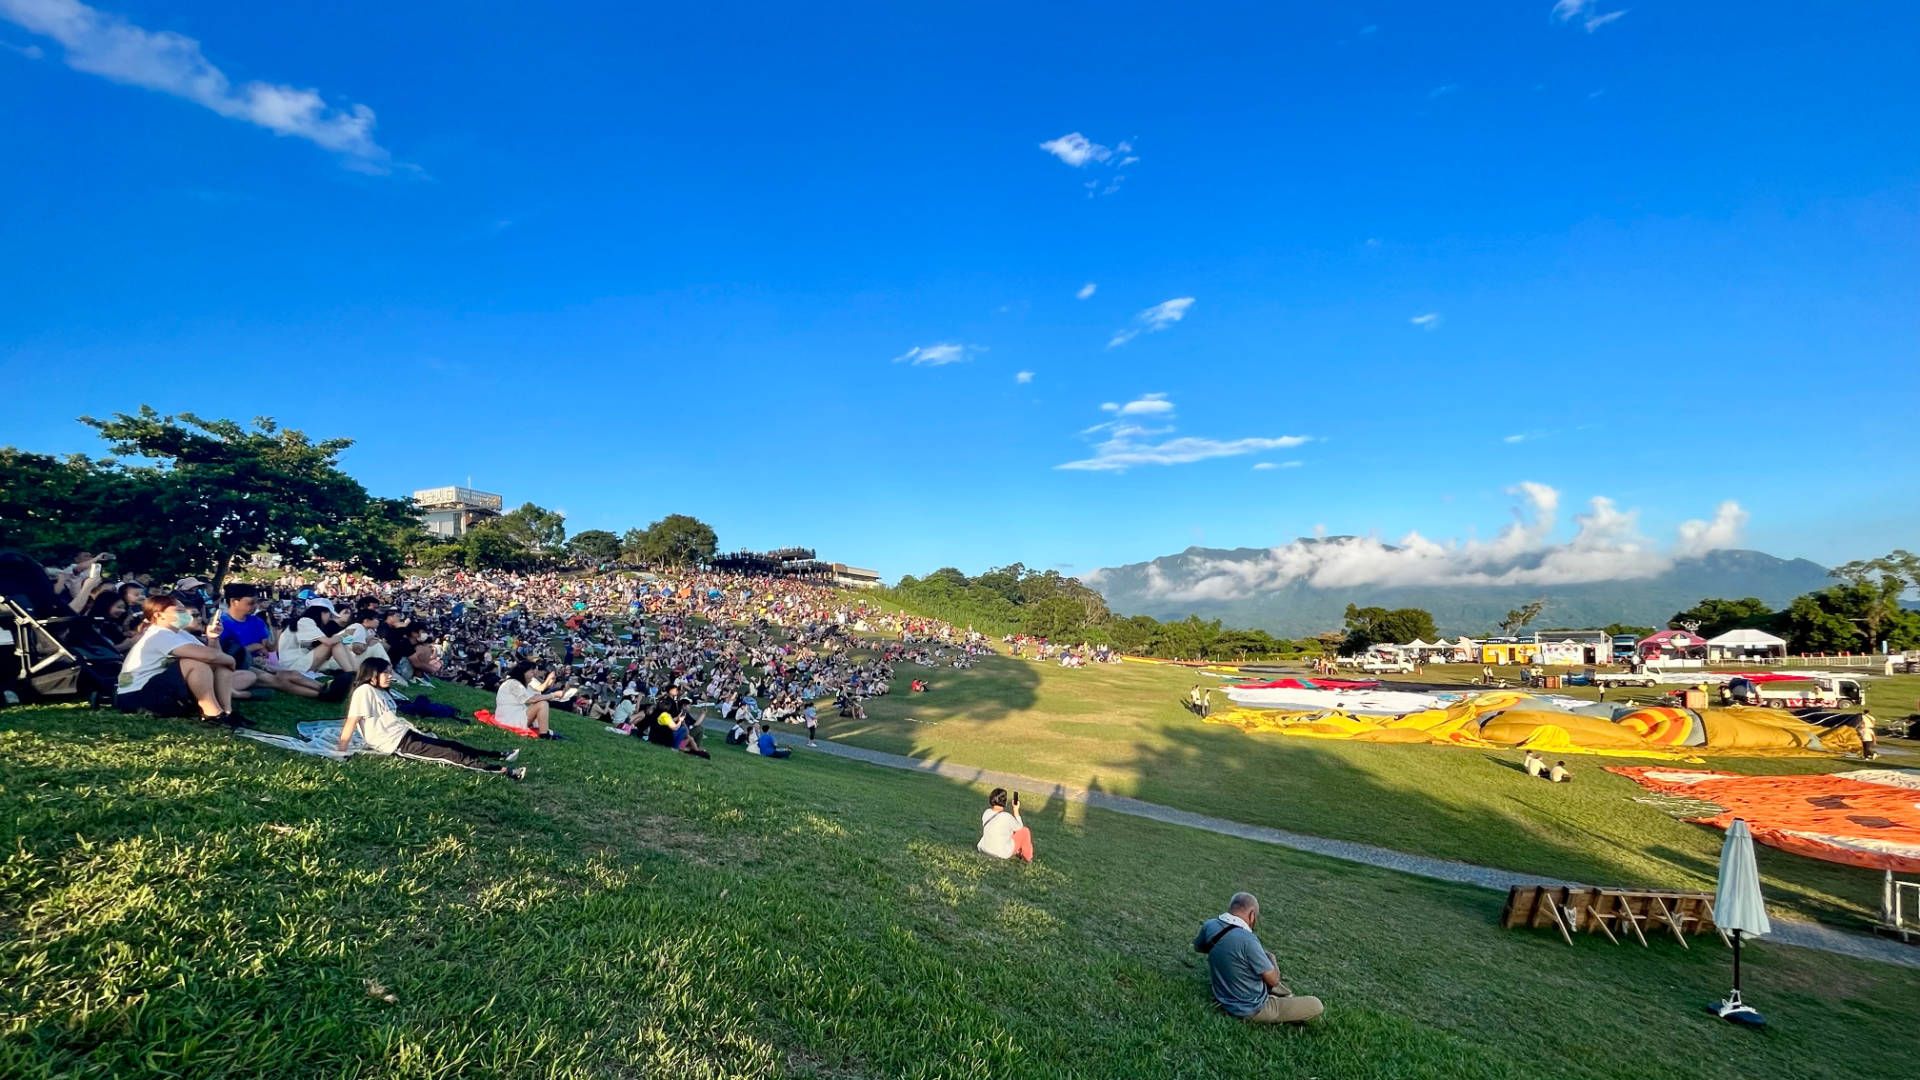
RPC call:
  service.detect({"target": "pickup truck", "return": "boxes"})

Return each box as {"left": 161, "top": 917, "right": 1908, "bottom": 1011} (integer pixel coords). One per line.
{"left": 1726, "top": 676, "right": 1864, "bottom": 710}
{"left": 1358, "top": 657, "right": 1415, "bottom": 674}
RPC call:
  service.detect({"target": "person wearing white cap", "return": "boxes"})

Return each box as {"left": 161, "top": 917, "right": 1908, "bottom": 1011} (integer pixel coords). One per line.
{"left": 276, "top": 599, "right": 360, "bottom": 677}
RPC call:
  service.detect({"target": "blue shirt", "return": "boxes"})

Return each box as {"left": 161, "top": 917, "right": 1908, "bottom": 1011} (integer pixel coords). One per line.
{"left": 1193, "top": 917, "right": 1274, "bottom": 1017}
{"left": 220, "top": 613, "right": 272, "bottom": 652}
{"left": 756, "top": 731, "right": 779, "bottom": 756}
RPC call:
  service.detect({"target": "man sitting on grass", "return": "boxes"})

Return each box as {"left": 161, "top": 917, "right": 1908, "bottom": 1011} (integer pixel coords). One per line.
{"left": 1193, "top": 891, "right": 1323, "bottom": 1025}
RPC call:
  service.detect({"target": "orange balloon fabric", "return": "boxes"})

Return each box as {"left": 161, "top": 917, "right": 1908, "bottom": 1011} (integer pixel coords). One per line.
{"left": 1608, "top": 766, "right": 1920, "bottom": 872}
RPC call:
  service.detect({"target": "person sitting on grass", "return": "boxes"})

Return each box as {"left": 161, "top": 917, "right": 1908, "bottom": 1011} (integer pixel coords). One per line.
{"left": 214, "top": 584, "right": 324, "bottom": 699}
{"left": 278, "top": 600, "right": 360, "bottom": 677}
{"left": 754, "top": 721, "right": 790, "bottom": 759}
{"left": 1548, "top": 760, "right": 1571, "bottom": 783}
{"left": 114, "top": 594, "right": 246, "bottom": 728}
{"left": 495, "top": 660, "right": 562, "bottom": 738}
{"left": 1523, "top": 750, "right": 1547, "bottom": 779}
{"left": 976, "top": 787, "right": 1033, "bottom": 862}
{"left": 1193, "top": 891, "right": 1323, "bottom": 1025}
{"left": 337, "top": 658, "right": 525, "bottom": 780}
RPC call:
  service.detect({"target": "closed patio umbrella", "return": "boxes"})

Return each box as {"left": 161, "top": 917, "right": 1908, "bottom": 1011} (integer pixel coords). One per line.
{"left": 1709, "top": 818, "right": 1771, "bottom": 1026}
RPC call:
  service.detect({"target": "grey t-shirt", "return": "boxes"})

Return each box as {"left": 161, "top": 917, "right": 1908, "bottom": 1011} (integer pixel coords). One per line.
{"left": 1194, "top": 917, "right": 1274, "bottom": 1017}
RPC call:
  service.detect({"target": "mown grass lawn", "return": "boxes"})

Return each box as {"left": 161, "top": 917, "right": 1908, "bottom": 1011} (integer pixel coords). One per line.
{"left": 831, "top": 654, "right": 1920, "bottom": 927}
{"left": 3, "top": 686, "right": 1918, "bottom": 1079}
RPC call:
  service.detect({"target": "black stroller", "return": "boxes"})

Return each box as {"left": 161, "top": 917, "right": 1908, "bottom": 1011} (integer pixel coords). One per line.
{"left": 0, "top": 551, "right": 124, "bottom": 706}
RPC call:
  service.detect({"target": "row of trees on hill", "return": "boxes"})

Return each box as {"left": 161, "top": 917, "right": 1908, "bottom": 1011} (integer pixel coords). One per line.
{"left": 0, "top": 408, "right": 722, "bottom": 586}
{"left": 885, "top": 565, "right": 1331, "bottom": 660}
{"left": 1664, "top": 551, "right": 1920, "bottom": 652}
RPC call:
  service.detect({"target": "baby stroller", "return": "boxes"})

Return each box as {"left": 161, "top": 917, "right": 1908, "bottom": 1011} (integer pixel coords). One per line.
{"left": 0, "top": 550, "right": 124, "bottom": 706}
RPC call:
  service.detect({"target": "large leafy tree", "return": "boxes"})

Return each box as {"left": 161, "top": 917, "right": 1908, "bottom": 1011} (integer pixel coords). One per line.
{"left": 1666, "top": 597, "right": 1774, "bottom": 638}
{"left": 495, "top": 503, "right": 568, "bottom": 558}
{"left": 631, "top": 514, "right": 719, "bottom": 567}
{"left": 1343, "top": 604, "right": 1438, "bottom": 651}
{"left": 1829, "top": 551, "right": 1920, "bottom": 651}
{"left": 567, "top": 529, "right": 621, "bottom": 566}
{"left": 79, "top": 408, "right": 406, "bottom": 590}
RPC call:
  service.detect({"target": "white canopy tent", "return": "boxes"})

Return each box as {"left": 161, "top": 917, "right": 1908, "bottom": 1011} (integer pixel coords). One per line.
{"left": 1706, "top": 628, "right": 1788, "bottom": 660}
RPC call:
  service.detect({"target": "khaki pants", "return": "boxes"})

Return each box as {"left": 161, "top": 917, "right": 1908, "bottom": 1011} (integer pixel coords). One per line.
{"left": 1245, "top": 952, "right": 1323, "bottom": 1025}
{"left": 1246, "top": 989, "right": 1323, "bottom": 1025}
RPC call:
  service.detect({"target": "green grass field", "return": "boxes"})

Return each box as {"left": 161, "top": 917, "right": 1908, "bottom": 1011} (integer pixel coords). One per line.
{"left": 830, "top": 654, "right": 1920, "bottom": 928}
{"left": 4, "top": 686, "right": 1917, "bottom": 1079}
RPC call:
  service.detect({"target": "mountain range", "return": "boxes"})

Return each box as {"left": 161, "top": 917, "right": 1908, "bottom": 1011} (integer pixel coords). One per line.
{"left": 1084, "top": 543, "right": 1833, "bottom": 638}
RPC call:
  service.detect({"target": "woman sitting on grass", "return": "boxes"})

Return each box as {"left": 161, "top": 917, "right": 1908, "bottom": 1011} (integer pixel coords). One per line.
{"left": 494, "top": 660, "right": 563, "bottom": 738}
{"left": 278, "top": 600, "right": 360, "bottom": 677}
{"left": 337, "top": 658, "right": 525, "bottom": 780}
{"left": 977, "top": 787, "right": 1034, "bottom": 862}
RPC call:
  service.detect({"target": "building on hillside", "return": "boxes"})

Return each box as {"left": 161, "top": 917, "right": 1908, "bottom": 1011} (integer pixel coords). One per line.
{"left": 832, "top": 564, "right": 883, "bottom": 589}
{"left": 414, "top": 485, "right": 503, "bottom": 538}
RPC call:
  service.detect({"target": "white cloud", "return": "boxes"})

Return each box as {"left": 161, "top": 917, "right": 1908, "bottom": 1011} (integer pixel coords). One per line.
{"left": 1040, "top": 132, "right": 1136, "bottom": 197}
{"left": 1039, "top": 132, "right": 1110, "bottom": 167}
{"left": 1135, "top": 484, "right": 1747, "bottom": 600}
{"left": 1100, "top": 392, "right": 1173, "bottom": 417}
{"left": 1076, "top": 282, "right": 1097, "bottom": 300}
{"left": 1674, "top": 500, "right": 1749, "bottom": 557}
{"left": 1502, "top": 434, "right": 1528, "bottom": 444}
{"left": 1, "top": 0, "right": 390, "bottom": 169}
{"left": 1428, "top": 83, "right": 1460, "bottom": 99}
{"left": 1252, "top": 461, "right": 1303, "bottom": 471}
{"left": 1410, "top": 312, "right": 1442, "bottom": 330}
{"left": 1061, "top": 394, "right": 1309, "bottom": 472}
{"left": 1109, "top": 296, "right": 1194, "bottom": 348}
{"left": 1014, "top": 370, "right": 1034, "bottom": 384}
{"left": 1551, "top": 1, "right": 1628, "bottom": 33}
{"left": 891, "top": 342, "right": 978, "bottom": 367}
{"left": 3, "top": 37, "right": 42, "bottom": 57}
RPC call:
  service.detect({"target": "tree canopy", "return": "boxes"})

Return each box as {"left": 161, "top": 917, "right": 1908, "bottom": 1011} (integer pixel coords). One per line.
{"left": 0, "top": 408, "right": 424, "bottom": 589}
{"left": 626, "top": 514, "right": 720, "bottom": 567}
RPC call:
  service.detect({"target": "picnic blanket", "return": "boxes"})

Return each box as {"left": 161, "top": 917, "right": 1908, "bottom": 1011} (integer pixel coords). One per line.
{"left": 235, "top": 719, "right": 366, "bottom": 759}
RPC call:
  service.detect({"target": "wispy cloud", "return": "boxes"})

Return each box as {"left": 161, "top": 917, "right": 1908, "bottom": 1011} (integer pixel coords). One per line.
{"left": 1100, "top": 392, "right": 1173, "bottom": 417}
{"left": 1014, "top": 370, "right": 1034, "bottom": 384}
{"left": 1060, "top": 393, "right": 1310, "bottom": 472}
{"left": 1252, "top": 461, "right": 1303, "bottom": 471}
{"left": 1135, "top": 483, "right": 1750, "bottom": 600}
{"left": 1039, "top": 132, "right": 1110, "bottom": 167}
{"left": 2, "top": 37, "right": 42, "bottom": 58}
{"left": 1551, "top": 1, "right": 1628, "bottom": 33}
{"left": 1410, "top": 312, "right": 1442, "bottom": 330}
{"left": 1428, "top": 83, "right": 1460, "bottom": 99}
{"left": 891, "top": 343, "right": 979, "bottom": 367}
{"left": 1108, "top": 296, "right": 1194, "bottom": 348}
{"left": 1076, "top": 282, "right": 1097, "bottom": 300}
{"left": 1039, "top": 131, "right": 1136, "bottom": 197}
{"left": 1, "top": 0, "right": 390, "bottom": 170}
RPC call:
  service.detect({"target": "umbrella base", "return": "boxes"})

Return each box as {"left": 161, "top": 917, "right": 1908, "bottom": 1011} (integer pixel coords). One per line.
{"left": 1707, "top": 993, "right": 1766, "bottom": 1027}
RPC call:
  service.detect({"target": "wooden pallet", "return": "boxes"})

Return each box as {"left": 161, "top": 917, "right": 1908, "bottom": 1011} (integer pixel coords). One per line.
{"left": 1501, "top": 885, "right": 1730, "bottom": 948}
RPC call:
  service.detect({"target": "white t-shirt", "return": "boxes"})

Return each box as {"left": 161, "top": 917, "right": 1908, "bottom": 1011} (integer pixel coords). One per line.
{"left": 348, "top": 684, "right": 413, "bottom": 754}
{"left": 118, "top": 626, "right": 200, "bottom": 694}
{"left": 279, "top": 618, "right": 329, "bottom": 673}
{"left": 494, "top": 678, "right": 533, "bottom": 728}
{"left": 978, "top": 807, "right": 1022, "bottom": 859}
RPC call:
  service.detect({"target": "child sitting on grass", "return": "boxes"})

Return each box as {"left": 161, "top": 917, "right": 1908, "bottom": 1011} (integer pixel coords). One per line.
{"left": 338, "top": 658, "right": 525, "bottom": 780}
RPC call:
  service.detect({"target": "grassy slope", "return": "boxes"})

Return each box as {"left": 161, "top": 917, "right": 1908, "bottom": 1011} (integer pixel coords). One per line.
{"left": 3, "top": 689, "right": 1915, "bottom": 1080}
{"left": 829, "top": 654, "right": 1920, "bottom": 926}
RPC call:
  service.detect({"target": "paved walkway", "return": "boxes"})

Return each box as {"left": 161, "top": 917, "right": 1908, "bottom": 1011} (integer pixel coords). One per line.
{"left": 786, "top": 736, "right": 1920, "bottom": 970}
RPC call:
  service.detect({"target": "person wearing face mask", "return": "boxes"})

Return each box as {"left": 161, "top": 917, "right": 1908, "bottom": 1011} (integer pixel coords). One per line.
{"left": 114, "top": 594, "right": 244, "bottom": 727}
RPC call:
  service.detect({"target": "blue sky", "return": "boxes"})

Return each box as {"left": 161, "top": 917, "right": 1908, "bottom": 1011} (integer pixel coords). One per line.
{"left": 3, "top": 1, "right": 1916, "bottom": 584}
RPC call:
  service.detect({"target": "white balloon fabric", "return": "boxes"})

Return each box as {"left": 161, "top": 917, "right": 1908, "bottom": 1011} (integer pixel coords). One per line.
{"left": 1715, "top": 818, "right": 1772, "bottom": 937}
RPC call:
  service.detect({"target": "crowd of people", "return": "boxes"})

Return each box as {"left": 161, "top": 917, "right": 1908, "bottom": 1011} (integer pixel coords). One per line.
{"left": 1005, "top": 633, "right": 1120, "bottom": 668}
{"left": 33, "top": 549, "right": 1328, "bottom": 1025}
